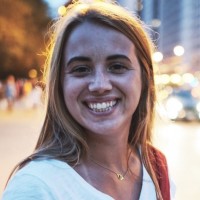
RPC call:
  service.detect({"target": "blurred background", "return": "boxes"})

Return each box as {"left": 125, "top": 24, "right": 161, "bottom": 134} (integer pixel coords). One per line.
{"left": 0, "top": 0, "right": 200, "bottom": 199}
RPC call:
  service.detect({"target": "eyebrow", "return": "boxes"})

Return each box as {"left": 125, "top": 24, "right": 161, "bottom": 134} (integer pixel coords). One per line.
{"left": 107, "top": 54, "right": 132, "bottom": 62}
{"left": 66, "top": 56, "right": 92, "bottom": 66}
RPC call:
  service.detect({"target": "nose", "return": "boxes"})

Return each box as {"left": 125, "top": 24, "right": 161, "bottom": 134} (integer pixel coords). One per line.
{"left": 88, "top": 70, "right": 112, "bottom": 94}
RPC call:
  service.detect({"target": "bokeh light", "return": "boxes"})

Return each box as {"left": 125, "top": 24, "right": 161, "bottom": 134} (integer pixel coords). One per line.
{"left": 173, "top": 45, "right": 185, "bottom": 56}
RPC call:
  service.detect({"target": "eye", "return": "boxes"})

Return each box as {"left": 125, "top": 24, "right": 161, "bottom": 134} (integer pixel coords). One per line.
{"left": 68, "top": 66, "right": 92, "bottom": 77}
{"left": 108, "top": 63, "right": 129, "bottom": 74}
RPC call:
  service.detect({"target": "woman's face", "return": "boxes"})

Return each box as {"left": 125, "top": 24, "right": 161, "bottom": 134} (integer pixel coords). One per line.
{"left": 62, "top": 22, "right": 142, "bottom": 137}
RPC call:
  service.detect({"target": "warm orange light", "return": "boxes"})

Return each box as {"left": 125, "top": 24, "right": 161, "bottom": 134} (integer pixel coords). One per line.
{"left": 58, "top": 6, "right": 67, "bottom": 16}
{"left": 28, "top": 69, "right": 37, "bottom": 79}
{"left": 170, "top": 74, "right": 182, "bottom": 84}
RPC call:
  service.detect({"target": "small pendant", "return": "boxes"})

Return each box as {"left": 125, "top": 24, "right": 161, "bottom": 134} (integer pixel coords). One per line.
{"left": 117, "top": 173, "right": 124, "bottom": 180}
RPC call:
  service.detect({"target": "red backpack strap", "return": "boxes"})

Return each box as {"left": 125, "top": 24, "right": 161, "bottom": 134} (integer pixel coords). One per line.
{"left": 148, "top": 145, "right": 170, "bottom": 200}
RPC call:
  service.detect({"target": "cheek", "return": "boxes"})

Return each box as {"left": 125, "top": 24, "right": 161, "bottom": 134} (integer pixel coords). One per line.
{"left": 126, "top": 75, "right": 142, "bottom": 107}
{"left": 63, "top": 79, "right": 73, "bottom": 102}
{"left": 63, "top": 85, "right": 75, "bottom": 104}
{"left": 62, "top": 78, "right": 84, "bottom": 106}
{"left": 63, "top": 88, "right": 79, "bottom": 120}
{"left": 126, "top": 73, "right": 142, "bottom": 92}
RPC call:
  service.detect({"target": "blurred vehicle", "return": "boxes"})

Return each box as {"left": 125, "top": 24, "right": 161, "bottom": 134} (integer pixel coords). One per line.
{"left": 163, "top": 89, "right": 200, "bottom": 121}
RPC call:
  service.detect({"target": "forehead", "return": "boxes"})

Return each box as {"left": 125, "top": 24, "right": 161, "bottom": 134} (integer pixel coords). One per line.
{"left": 63, "top": 21, "right": 137, "bottom": 60}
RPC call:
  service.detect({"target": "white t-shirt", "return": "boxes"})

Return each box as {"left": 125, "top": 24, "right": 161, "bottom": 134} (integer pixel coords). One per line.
{"left": 2, "top": 159, "right": 158, "bottom": 200}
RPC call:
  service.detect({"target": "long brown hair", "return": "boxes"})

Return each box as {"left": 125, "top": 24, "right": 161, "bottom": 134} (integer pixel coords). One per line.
{"left": 9, "top": 1, "right": 162, "bottom": 199}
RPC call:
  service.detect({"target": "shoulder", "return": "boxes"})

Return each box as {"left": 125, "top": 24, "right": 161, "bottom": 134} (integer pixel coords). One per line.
{"left": 2, "top": 159, "right": 114, "bottom": 200}
{"left": 2, "top": 159, "right": 71, "bottom": 200}
{"left": 2, "top": 173, "right": 55, "bottom": 200}
{"left": 11, "top": 159, "right": 71, "bottom": 182}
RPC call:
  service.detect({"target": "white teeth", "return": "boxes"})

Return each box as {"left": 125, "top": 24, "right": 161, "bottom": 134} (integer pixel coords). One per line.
{"left": 102, "top": 102, "right": 107, "bottom": 109}
{"left": 88, "top": 100, "right": 117, "bottom": 112}
{"left": 97, "top": 103, "right": 101, "bottom": 109}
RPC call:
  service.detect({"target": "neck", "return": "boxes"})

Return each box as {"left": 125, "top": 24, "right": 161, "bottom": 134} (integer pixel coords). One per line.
{"left": 86, "top": 135, "right": 129, "bottom": 165}
{"left": 85, "top": 142, "right": 138, "bottom": 179}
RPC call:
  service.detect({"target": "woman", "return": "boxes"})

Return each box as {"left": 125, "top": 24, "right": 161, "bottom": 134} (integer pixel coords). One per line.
{"left": 2, "top": 1, "right": 171, "bottom": 199}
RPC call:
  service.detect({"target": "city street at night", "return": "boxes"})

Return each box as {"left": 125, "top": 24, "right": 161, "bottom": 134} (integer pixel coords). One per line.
{"left": 0, "top": 109, "right": 200, "bottom": 200}
{"left": 1, "top": 0, "right": 200, "bottom": 200}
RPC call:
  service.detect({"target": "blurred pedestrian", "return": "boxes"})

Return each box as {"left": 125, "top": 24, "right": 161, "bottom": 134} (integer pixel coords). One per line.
{"left": 4, "top": 75, "right": 17, "bottom": 110}
{"left": 15, "top": 79, "right": 24, "bottom": 99}
{"left": 2, "top": 1, "right": 173, "bottom": 200}
{"left": 22, "top": 79, "right": 33, "bottom": 96}
{"left": 24, "top": 85, "right": 43, "bottom": 109}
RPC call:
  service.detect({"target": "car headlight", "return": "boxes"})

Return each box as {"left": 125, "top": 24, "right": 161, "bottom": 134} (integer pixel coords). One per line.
{"left": 196, "top": 102, "right": 200, "bottom": 112}
{"left": 165, "top": 97, "right": 183, "bottom": 119}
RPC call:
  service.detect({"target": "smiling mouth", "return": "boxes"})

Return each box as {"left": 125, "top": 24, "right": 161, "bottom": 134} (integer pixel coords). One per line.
{"left": 87, "top": 100, "right": 117, "bottom": 112}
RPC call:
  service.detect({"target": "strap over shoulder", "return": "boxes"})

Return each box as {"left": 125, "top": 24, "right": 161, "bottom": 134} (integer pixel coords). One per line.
{"left": 148, "top": 145, "right": 170, "bottom": 200}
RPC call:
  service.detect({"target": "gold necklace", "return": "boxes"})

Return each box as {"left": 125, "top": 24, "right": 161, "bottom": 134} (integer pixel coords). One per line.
{"left": 90, "top": 149, "right": 132, "bottom": 181}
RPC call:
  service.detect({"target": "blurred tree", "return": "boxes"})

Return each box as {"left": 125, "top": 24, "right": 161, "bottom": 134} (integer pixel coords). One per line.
{"left": 0, "top": 0, "right": 51, "bottom": 79}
